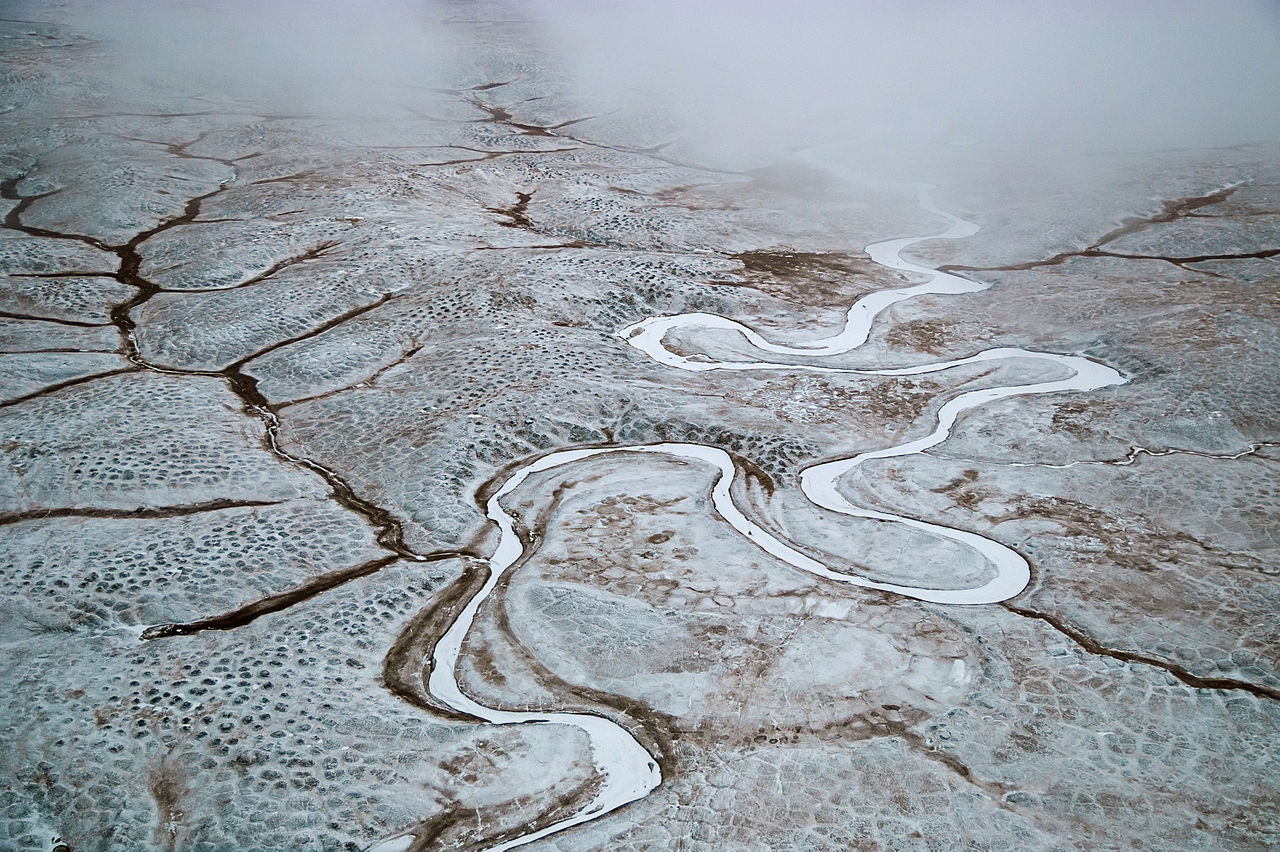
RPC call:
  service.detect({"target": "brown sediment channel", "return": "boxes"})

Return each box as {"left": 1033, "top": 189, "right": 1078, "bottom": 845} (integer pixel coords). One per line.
{"left": 140, "top": 552, "right": 461, "bottom": 641}
{"left": 1001, "top": 602, "right": 1280, "bottom": 701}
{"left": 939, "top": 184, "right": 1266, "bottom": 274}
{"left": 0, "top": 498, "right": 283, "bottom": 527}
{"left": 3, "top": 160, "right": 444, "bottom": 626}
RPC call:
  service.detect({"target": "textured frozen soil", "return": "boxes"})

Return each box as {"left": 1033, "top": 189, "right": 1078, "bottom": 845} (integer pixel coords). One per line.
{"left": 1, "top": 6, "right": 1278, "bottom": 852}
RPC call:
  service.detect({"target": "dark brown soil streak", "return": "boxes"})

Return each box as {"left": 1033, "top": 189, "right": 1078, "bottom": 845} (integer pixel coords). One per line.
{"left": 140, "top": 551, "right": 470, "bottom": 640}
{"left": 396, "top": 775, "right": 604, "bottom": 852}
{"left": 1089, "top": 185, "right": 1243, "bottom": 249}
{"left": 4, "top": 158, "right": 440, "bottom": 625}
{"left": 489, "top": 190, "right": 535, "bottom": 229}
{"left": 1002, "top": 602, "right": 1280, "bottom": 701}
{"left": 1, "top": 176, "right": 111, "bottom": 251}
{"left": 275, "top": 344, "right": 425, "bottom": 410}
{"left": 0, "top": 498, "right": 283, "bottom": 527}
{"left": 884, "top": 721, "right": 1012, "bottom": 803}
{"left": 940, "top": 185, "right": 1256, "bottom": 274}
{"left": 467, "top": 96, "right": 742, "bottom": 177}
{"left": 8, "top": 271, "right": 117, "bottom": 278}
{"left": 0, "top": 367, "right": 141, "bottom": 409}
{"left": 108, "top": 184, "right": 233, "bottom": 362}
{"left": 162, "top": 240, "right": 343, "bottom": 293}
{"left": 0, "top": 309, "right": 109, "bottom": 328}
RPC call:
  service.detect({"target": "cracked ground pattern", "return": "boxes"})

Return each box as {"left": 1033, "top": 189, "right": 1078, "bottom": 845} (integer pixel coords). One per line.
{"left": 1, "top": 5, "right": 1278, "bottom": 852}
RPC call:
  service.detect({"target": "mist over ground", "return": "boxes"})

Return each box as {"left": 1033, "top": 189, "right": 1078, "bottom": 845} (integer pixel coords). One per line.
{"left": 541, "top": 1, "right": 1280, "bottom": 165}
{"left": 55, "top": 0, "right": 1280, "bottom": 173}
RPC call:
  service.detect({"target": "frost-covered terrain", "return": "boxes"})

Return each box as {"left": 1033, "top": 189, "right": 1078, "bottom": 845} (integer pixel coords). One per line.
{"left": 2, "top": 4, "right": 1279, "bottom": 851}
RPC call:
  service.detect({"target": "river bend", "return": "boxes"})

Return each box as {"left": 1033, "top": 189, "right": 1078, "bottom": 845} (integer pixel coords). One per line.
{"left": 373, "top": 179, "right": 1126, "bottom": 851}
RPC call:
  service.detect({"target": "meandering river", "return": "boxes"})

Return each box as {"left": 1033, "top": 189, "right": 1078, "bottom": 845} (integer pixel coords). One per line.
{"left": 372, "top": 176, "right": 1125, "bottom": 851}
